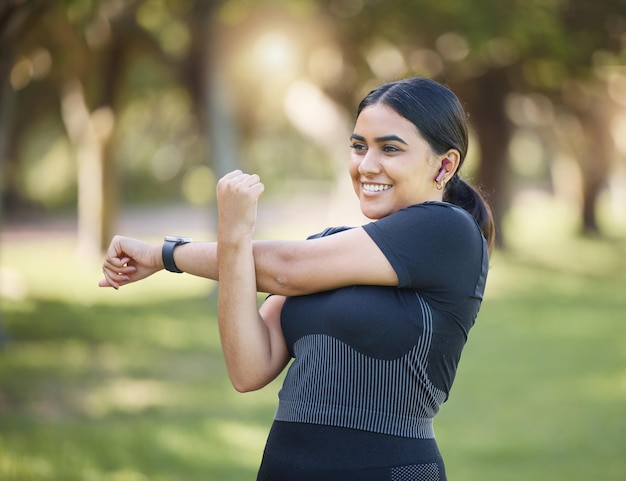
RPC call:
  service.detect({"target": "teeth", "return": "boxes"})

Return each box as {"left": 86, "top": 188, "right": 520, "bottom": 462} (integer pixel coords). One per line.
{"left": 363, "top": 183, "right": 391, "bottom": 192}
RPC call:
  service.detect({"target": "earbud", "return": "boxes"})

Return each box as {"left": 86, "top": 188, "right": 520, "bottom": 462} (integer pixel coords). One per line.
{"left": 435, "top": 167, "right": 446, "bottom": 183}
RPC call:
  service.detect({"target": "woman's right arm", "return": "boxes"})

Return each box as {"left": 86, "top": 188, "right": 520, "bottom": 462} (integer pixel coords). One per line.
{"left": 100, "top": 226, "right": 398, "bottom": 295}
{"left": 98, "top": 236, "right": 218, "bottom": 289}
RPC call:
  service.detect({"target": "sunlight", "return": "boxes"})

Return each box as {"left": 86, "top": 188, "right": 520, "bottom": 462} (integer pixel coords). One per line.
{"left": 23, "top": 137, "right": 75, "bottom": 206}
{"left": 509, "top": 130, "right": 545, "bottom": 178}
{"left": 365, "top": 39, "right": 406, "bottom": 79}
{"left": 408, "top": 49, "right": 444, "bottom": 78}
{"left": 151, "top": 144, "right": 184, "bottom": 182}
{"left": 253, "top": 32, "right": 297, "bottom": 78}
{"left": 436, "top": 32, "right": 470, "bottom": 62}
{"left": 10, "top": 56, "right": 33, "bottom": 90}
{"left": 308, "top": 45, "right": 345, "bottom": 86}
{"left": 283, "top": 80, "right": 348, "bottom": 145}
{"left": 607, "top": 70, "right": 626, "bottom": 107}
{"left": 84, "top": 377, "right": 170, "bottom": 416}
{"left": 611, "top": 111, "right": 626, "bottom": 154}
{"left": 0, "top": 268, "right": 29, "bottom": 301}
{"left": 182, "top": 165, "right": 215, "bottom": 205}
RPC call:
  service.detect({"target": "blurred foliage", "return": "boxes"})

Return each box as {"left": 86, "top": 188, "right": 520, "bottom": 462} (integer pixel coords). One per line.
{"left": 1, "top": 0, "right": 625, "bottom": 240}
{"left": 0, "top": 0, "right": 626, "bottom": 209}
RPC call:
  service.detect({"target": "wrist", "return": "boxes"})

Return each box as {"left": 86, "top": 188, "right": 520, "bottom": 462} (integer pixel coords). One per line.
{"left": 153, "top": 243, "right": 165, "bottom": 270}
{"left": 162, "top": 236, "right": 192, "bottom": 273}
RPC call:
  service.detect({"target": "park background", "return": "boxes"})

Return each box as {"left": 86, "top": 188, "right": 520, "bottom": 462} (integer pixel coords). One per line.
{"left": 1, "top": 0, "right": 625, "bottom": 480}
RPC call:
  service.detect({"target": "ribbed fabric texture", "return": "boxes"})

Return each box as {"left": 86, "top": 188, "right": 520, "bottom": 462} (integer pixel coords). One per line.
{"left": 275, "top": 294, "right": 447, "bottom": 439}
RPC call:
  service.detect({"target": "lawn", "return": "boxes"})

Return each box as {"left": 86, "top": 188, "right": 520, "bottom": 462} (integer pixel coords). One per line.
{"left": 1, "top": 199, "right": 625, "bottom": 480}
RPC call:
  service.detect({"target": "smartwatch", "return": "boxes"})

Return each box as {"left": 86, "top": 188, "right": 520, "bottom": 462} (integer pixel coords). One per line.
{"left": 162, "top": 236, "right": 192, "bottom": 273}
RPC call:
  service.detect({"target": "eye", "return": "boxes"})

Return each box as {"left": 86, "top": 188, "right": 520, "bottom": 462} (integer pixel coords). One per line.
{"left": 382, "top": 144, "right": 401, "bottom": 153}
{"left": 350, "top": 142, "right": 367, "bottom": 153}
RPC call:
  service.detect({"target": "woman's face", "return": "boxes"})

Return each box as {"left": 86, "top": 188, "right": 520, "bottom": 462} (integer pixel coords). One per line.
{"left": 349, "top": 103, "right": 442, "bottom": 220}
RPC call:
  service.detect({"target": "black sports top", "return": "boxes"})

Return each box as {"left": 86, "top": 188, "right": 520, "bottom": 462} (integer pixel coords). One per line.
{"left": 276, "top": 202, "right": 489, "bottom": 439}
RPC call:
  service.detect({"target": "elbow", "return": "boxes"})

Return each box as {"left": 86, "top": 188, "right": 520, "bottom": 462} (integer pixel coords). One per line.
{"left": 254, "top": 242, "right": 311, "bottom": 296}
{"left": 227, "top": 366, "right": 269, "bottom": 393}
{"left": 269, "top": 269, "right": 317, "bottom": 296}
{"left": 272, "top": 273, "right": 302, "bottom": 297}
{"left": 230, "top": 376, "right": 265, "bottom": 393}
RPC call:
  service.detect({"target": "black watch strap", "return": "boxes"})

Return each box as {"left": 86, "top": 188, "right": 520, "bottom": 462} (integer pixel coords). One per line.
{"left": 162, "top": 236, "right": 192, "bottom": 273}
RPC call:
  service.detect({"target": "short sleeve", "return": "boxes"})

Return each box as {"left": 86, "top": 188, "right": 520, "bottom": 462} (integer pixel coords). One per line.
{"left": 306, "top": 226, "right": 354, "bottom": 240}
{"left": 362, "top": 202, "right": 487, "bottom": 300}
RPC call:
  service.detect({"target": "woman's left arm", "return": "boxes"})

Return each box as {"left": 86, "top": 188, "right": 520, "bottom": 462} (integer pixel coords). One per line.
{"left": 217, "top": 172, "right": 290, "bottom": 392}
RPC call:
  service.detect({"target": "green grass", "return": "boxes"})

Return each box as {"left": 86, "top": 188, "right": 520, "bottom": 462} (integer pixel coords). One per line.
{"left": 1, "top": 200, "right": 625, "bottom": 480}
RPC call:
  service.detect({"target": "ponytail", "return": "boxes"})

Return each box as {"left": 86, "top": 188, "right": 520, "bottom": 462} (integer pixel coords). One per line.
{"left": 443, "top": 175, "right": 496, "bottom": 255}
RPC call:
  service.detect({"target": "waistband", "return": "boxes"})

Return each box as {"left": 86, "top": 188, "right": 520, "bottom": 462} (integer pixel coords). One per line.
{"left": 262, "top": 421, "right": 443, "bottom": 470}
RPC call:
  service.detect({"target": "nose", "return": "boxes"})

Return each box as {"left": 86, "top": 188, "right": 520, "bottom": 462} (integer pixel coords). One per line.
{"left": 358, "top": 150, "right": 381, "bottom": 176}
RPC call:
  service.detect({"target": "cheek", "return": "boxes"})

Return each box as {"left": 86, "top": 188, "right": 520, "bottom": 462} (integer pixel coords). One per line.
{"left": 348, "top": 156, "right": 360, "bottom": 178}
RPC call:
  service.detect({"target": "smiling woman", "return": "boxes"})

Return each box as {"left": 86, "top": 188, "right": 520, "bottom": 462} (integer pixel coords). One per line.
{"left": 100, "top": 77, "right": 495, "bottom": 481}
{"left": 348, "top": 104, "right": 449, "bottom": 219}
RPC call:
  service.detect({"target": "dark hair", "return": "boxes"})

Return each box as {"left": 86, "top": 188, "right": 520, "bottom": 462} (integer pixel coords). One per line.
{"left": 357, "top": 77, "right": 495, "bottom": 254}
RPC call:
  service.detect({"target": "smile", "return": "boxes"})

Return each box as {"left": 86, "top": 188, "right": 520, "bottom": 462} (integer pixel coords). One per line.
{"left": 362, "top": 183, "right": 392, "bottom": 192}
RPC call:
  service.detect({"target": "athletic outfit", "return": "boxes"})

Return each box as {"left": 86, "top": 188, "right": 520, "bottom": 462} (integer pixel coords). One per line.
{"left": 257, "top": 202, "right": 489, "bottom": 481}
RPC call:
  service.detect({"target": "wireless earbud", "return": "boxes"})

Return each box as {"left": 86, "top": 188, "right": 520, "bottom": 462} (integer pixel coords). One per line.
{"left": 435, "top": 167, "right": 446, "bottom": 183}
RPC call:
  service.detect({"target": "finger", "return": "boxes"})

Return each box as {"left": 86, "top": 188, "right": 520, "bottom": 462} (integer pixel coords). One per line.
{"left": 102, "top": 264, "right": 133, "bottom": 279}
{"left": 249, "top": 181, "right": 265, "bottom": 198}
{"left": 231, "top": 174, "right": 263, "bottom": 194}
{"left": 102, "top": 256, "right": 133, "bottom": 271}
{"left": 229, "top": 172, "right": 255, "bottom": 188}
{"left": 244, "top": 174, "right": 264, "bottom": 193}
{"left": 240, "top": 173, "right": 261, "bottom": 186}
{"left": 99, "top": 272, "right": 119, "bottom": 289}
{"left": 105, "top": 236, "right": 127, "bottom": 258}
{"left": 98, "top": 278, "right": 118, "bottom": 289}
{"left": 108, "top": 263, "right": 136, "bottom": 275}
{"left": 220, "top": 170, "right": 243, "bottom": 182}
{"left": 101, "top": 261, "right": 135, "bottom": 286}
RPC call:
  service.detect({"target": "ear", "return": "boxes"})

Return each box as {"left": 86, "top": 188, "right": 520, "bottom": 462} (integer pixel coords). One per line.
{"left": 434, "top": 150, "right": 461, "bottom": 183}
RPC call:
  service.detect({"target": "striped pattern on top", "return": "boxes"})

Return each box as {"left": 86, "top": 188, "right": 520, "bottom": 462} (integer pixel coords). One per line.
{"left": 275, "top": 294, "right": 447, "bottom": 439}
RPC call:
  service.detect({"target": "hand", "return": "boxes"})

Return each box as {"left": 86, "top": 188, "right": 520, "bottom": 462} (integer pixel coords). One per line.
{"left": 99, "top": 235, "right": 162, "bottom": 289}
{"left": 216, "top": 170, "right": 265, "bottom": 244}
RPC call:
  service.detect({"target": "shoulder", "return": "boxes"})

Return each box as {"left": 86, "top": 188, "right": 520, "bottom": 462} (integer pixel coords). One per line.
{"left": 365, "top": 201, "right": 483, "bottom": 244}
{"left": 361, "top": 202, "right": 487, "bottom": 291}
{"left": 404, "top": 201, "right": 479, "bottom": 226}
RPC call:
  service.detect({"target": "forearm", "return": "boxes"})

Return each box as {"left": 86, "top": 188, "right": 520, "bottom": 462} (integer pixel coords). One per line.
{"left": 217, "top": 237, "right": 273, "bottom": 391}
{"left": 172, "top": 242, "right": 219, "bottom": 280}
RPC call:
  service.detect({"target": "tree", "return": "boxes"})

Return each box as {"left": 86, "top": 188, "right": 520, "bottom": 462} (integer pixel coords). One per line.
{"left": 2, "top": 0, "right": 625, "bottom": 257}
{"left": 0, "top": 0, "right": 55, "bottom": 344}
{"left": 313, "top": 0, "right": 626, "bottom": 241}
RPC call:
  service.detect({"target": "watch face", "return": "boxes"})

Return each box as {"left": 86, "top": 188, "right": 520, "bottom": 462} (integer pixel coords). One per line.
{"left": 165, "top": 236, "right": 192, "bottom": 243}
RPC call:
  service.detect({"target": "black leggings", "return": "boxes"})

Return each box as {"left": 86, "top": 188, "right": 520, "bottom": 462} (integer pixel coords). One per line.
{"left": 257, "top": 421, "right": 447, "bottom": 481}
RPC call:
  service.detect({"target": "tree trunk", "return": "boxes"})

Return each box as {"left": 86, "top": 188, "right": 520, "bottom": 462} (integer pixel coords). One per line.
{"left": 186, "top": 0, "right": 240, "bottom": 180}
{"left": 94, "top": 32, "right": 128, "bottom": 251}
{"left": 575, "top": 102, "right": 611, "bottom": 235}
{"left": 60, "top": 78, "right": 113, "bottom": 261}
{"left": 454, "top": 69, "right": 514, "bottom": 247}
{"left": 0, "top": 1, "right": 37, "bottom": 342}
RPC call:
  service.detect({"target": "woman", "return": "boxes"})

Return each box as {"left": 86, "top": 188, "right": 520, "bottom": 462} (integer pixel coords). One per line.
{"left": 101, "top": 77, "right": 495, "bottom": 480}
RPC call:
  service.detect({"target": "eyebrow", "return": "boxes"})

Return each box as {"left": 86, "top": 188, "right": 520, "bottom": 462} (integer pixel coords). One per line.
{"left": 350, "top": 133, "right": 408, "bottom": 145}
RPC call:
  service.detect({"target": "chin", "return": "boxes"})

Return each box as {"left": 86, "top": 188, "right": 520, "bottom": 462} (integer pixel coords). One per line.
{"left": 360, "top": 205, "right": 389, "bottom": 220}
